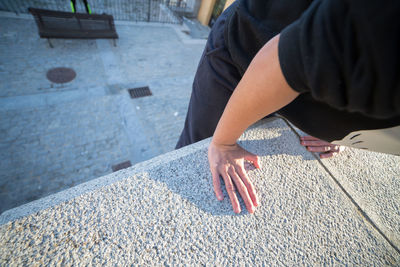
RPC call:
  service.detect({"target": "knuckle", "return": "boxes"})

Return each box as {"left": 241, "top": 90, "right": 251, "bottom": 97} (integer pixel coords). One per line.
{"left": 237, "top": 168, "right": 247, "bottom": 178}
{"left": 227, "top": 165, "right": 235, "bottom": 173}
{"left": 218, "top": 165, "right": 228, "bottom": 173}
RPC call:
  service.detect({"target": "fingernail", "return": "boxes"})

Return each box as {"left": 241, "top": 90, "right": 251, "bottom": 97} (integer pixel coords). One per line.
{"left": 217, "top": 194, "right": 223, "bottom": 201}
{"left": 234, "top": 208, "right": 241, "bottom": 214}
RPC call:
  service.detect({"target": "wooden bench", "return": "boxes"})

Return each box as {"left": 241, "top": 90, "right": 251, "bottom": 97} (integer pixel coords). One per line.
{"left": 28, "top": 8, "right": 118, "bottom": 48}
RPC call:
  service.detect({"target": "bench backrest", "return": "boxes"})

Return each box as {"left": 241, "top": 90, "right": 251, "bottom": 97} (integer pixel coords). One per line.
{"left": 28, "top": 8, "right": 118, "bottom": 39}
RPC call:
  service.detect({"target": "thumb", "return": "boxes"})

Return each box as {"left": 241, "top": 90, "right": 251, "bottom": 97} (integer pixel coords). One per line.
{"left": 244, "top": 151, "right": 261, "bottom": 169}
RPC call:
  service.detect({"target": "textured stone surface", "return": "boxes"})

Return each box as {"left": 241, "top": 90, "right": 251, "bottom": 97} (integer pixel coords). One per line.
{"left": 288, "top": 121, "right": 400, "bottom": 251}
{"left": 0, "top": 119, "right": 398, "bottom": 265}
{"left": 319, "top": 149, "right": 400, "bottom": 249}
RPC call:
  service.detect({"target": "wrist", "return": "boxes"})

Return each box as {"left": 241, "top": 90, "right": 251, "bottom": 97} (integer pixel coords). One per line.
{"left": 211, "top": 137, "right": 237, "bottom": 148}
{"left": 211, "top": 127, "right": 240, "bottom": 147}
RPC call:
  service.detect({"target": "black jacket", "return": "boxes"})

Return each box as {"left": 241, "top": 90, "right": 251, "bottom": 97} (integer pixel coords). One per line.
{"left": 224, "top": 0, "right": 400, "bottom": 154}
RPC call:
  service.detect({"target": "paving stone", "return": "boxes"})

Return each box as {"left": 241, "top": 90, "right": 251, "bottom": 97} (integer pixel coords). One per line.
{"left": 0, "top": 95, "right": 144, "bottom": 213}
{"left": 0, "top": 18, "right": 106, "bottom": 98}
{"left": 111, "top": 25, "right": 202, "bottom": 84}
{"left": 0, "top": 13, "right": 204, "bottom": 213}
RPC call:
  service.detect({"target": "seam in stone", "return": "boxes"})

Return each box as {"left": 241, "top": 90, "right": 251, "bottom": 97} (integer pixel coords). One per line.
{"left": 279, "top": 116, "right": 400, "bottom": 255}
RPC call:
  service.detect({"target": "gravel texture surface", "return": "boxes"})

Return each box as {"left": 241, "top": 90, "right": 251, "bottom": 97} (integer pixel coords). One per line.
{"left": 0, "top": 118, "right": 398, "bottom": 266}
{"left": 289, "top": 121, "right": 400, "bottom": 251}
{"left": 319, "top": 148, "right": 400, "bottom": 249}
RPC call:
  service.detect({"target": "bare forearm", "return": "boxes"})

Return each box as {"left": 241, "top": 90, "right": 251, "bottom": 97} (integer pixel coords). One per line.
{"left": 212, "top": 34, "right": 299, "bottom": 146}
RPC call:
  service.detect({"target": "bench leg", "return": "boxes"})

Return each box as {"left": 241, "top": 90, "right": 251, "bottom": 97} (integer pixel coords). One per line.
{"left": 113, "top": 38, "right": 117, "bottom": 47}
{"left": 47, "top": 38, "right": 54, "bottom": 48}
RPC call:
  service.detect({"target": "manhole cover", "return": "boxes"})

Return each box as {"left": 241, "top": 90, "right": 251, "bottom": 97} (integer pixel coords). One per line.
{"left": 46, "top": 67, "right": 76, "bottom": 83}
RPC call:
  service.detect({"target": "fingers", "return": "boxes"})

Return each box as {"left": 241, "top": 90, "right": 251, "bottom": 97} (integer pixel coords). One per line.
{"left": 236, "top": 167, "right": 259, "bottom": 207}
{"left": 244, "top": 151, "right": 261, "bottom": 169}
{"left": 220, "top": 171, "right": 241, "bottom": 214}
{"left": 319, "top": 151, "right": 336, "bottom": 159}
{"left": 306, "top": 144, "right": 340, "bottom": 153}
{"left": 208, "top": 142, "right": 260, "bottom": 214}
{"left": 216, "top": 164, "right": 258, "bottom": 214}
{"left": 300, "top": 136, "right": 344, "bottom": 157}
{"left": 319, "top": 145, "right": 345, "bottom": 158}
{"left": 210, "top": 168, "right": 223, "bottom": 201}
{"left": 228, "top": 168, "right": 255, "bottom": 213}
{"left": 300, "top": 136, "right": 322, "bottom": 141}
{"left": 300, "top": 140, "right": 332, "bottom": 147}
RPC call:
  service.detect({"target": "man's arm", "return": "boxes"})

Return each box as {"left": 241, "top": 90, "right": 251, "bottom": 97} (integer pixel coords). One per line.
{"left": 212, "top": 35, "right": 298, "bottom": 146}
{"left": 208, "top": 34, "right": 299, "bottom": 214}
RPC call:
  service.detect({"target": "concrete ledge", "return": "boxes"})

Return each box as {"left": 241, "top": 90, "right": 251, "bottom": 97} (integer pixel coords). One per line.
{"left": 0, "top": 118, "right": 399, "bottom": 265}
{"left": 0, "top": 134, "right": 208, "bottom": 225}
{"left": 288, "top": 122, "right": 400, "bottom": 250}
{"left": 320, "top": 148, "right": 400, "bottom": 249}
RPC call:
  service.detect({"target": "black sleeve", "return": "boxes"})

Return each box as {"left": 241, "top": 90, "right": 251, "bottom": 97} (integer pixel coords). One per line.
{"left": 278, "top": 0, "right": 400, "bottom": 119}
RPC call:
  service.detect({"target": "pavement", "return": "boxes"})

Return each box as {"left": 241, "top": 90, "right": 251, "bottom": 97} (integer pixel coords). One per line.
{"left": 0, "top": 11, "right": 206, "bottom": 214}
{"left": 0, "top": 118, "right": 399, "bottom": 265}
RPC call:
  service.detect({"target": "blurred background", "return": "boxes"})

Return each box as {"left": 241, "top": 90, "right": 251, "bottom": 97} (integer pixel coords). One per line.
{"left": 0, "top": 0, "right": 234, "bottom": 213}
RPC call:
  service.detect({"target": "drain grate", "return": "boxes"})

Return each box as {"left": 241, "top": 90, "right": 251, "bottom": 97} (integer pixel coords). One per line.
{"left": 47, "top": 67, "right": 76, "bottom": 83}
{"left": 128, "top": 86, "right": 152, "bottom": 99}
{"left": 112, "top": 160, "right": 132, "bottom": 172}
